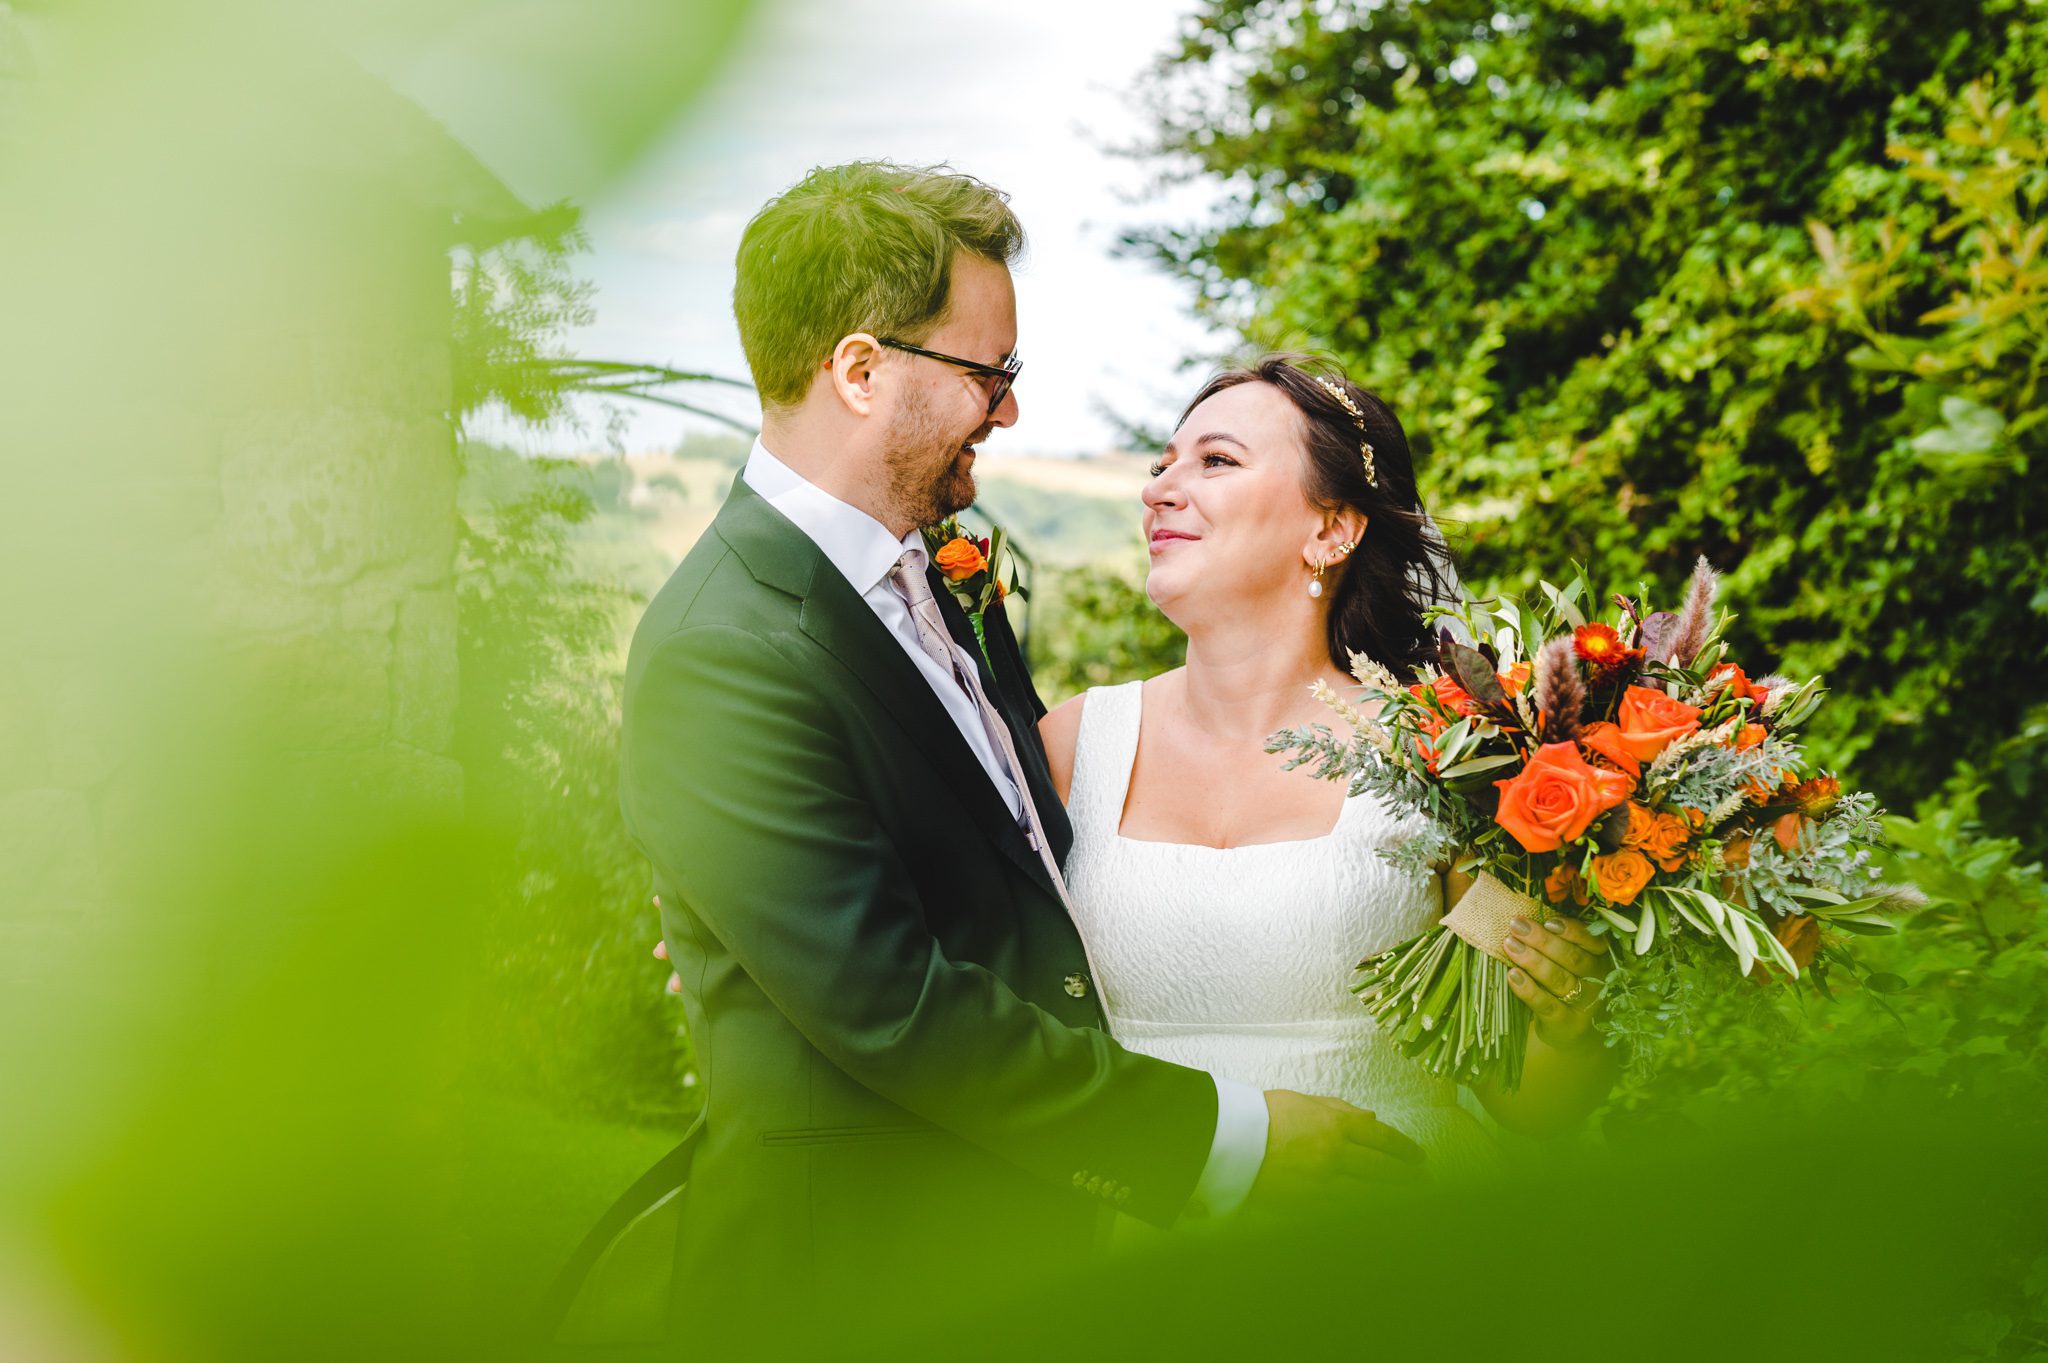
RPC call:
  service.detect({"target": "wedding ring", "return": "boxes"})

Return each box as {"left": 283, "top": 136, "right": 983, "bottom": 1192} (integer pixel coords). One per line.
{"left": 1561, "top": 980, "right": 1586, "bottom": 1004}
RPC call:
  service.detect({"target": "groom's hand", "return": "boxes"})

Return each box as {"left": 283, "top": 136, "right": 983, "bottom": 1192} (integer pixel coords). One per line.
{"left": 1246, "top": 1090, "right": 1427, "bottom": 1214}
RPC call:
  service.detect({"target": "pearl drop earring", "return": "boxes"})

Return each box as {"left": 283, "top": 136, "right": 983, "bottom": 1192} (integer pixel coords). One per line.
{"left": 1308, "top": 557, "right": 1327, "bottom": 599}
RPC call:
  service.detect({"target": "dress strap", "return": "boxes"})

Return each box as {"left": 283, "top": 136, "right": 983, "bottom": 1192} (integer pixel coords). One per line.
{"left": 1066, "top": 680, "right": 1145, "bottom": 836}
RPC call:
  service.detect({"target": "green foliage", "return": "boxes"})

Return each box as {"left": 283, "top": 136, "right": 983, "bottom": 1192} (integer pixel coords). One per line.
{"left": 971, "top": 477, "right": 1149, "bottom": 568}
{"left": 1623, "top": 821, "right": 2043, "bottom": 1099}
{"left": 455, "top": 446, "right": 692, "bottom": 1124}
{"left": 1028, "top": 561, "right": 1187, "bottom": 704}
{"left": 1134, "top": 0, "right": 2048, "bottom": 856}
{"left": 451, "top": 204, "right": 597, "bottom": 426}
{"left": 674, "top": 429, "right": 753, "bottom": 470}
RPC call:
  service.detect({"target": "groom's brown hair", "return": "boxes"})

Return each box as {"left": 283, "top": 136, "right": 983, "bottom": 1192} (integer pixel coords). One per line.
{"left": 734, "top": 161, "right": 1024, "bottom": 410}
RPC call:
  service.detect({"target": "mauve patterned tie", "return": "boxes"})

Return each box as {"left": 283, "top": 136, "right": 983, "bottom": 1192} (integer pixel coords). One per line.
{"left": 888, "top": 551, "right": 1073, "bottom": 904}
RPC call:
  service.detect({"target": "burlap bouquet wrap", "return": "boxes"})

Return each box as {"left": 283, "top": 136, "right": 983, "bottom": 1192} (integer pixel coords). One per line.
{"left": 1439, "top": 871, "right": 1544, "bottom": 964}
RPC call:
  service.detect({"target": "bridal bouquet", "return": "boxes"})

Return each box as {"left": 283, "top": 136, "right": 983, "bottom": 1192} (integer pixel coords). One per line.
{"left": 1270, "top": 559, "right": 1894, "bottom": 1091}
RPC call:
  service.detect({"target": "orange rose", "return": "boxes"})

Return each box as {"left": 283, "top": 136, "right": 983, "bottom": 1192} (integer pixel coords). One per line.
{"left": 1497, "top": 662, "right": 1533, "bottom": 698}
{"left": 1545, "top": 863, "right": 1590, "bottom": 907}
{"left": 933, "top": 537, "right": 988, "bottom": 581}
{"left": 1615, "top": 685, "right": 1702, "bottom": 762}
{"left": 1618, "top": 800, "right": 1690, "bottom": 872}
{"left": 1492, "top": 742, "right": 1634, "bottom": 853}
{"left": 1642, "top": 809, "right": 1693, "bottom": 872}
{"left": 1773, "top": 811, "right": 1804, "bottom": 853}
{"left": 1590, "top": 848, "right": 1655, "bottom": 905}
{"left": 1577, "top": 720, "right": 1641, "bottom": 778}
{"left": 1406, "top": 700, "right": 1451, "bottom": 774}
{"left": 1733, "top": 722, "right": 1766, "bottom": 752}
{"left": 1750, "top": 912, "right": 1821, "bottom": 982}
{"left": 1709, "top": 662, "right": 1756, "bottom": 703}
{"left": 1413, "top": 675, "right": 1482, "bottom": 718}
{"left": 1776, "top": 913, "right": 1822, "bottom": 971}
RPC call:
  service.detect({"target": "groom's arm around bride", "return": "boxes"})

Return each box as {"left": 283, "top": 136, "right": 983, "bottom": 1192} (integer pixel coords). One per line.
{"left": 604, "top": 162, "right": 1414, "bottom": 1346}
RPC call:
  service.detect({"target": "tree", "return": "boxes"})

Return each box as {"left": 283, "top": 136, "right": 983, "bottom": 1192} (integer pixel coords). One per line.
{"left": 1131, "top": 0, "right": 2048, "bottom": 852}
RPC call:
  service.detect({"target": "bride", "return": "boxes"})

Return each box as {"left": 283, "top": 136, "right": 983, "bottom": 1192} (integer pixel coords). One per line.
{"left": 1037, "top": 354, "right": 1618, "bottom": 1199}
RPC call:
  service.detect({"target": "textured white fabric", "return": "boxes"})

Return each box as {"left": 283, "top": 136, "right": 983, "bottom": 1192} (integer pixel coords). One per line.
{"left": 1063, "top": 680, "right": 1499, "bottom": 1167}
{"left": 742, "top": 441, "right": 1022, "bottom": 819}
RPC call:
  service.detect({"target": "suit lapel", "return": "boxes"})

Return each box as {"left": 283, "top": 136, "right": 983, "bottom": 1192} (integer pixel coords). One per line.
{"left": 713, "top": 478, "right": 1063, "bottom": 902}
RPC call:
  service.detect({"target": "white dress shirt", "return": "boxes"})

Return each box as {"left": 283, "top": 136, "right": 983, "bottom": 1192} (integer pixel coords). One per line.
{"left": 741, "top": 440, "right": 1268, "bottom": 1219}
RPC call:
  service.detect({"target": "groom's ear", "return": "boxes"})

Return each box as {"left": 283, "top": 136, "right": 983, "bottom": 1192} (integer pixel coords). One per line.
{"left": 826, "top": 333, "right": 883, "bottom": 417}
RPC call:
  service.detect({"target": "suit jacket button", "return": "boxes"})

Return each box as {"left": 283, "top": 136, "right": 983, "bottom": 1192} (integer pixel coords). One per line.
{"left": 1063, "top": 973, "right": 1089, "bottom": 999}
{"left": 1085, "top": 1176, "right": 1103, "bottom": 1195}
{"left": 1114, "top": 1186, "right": 1132, "bottom": 1206}
{"left": 1072, "top": 1170, "right": 1088, "bottom": 1188}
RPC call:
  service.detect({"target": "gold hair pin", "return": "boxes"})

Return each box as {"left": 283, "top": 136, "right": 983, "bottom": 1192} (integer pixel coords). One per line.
{"left": 1312, "top": 376, "right": 1378, "bottom": 487}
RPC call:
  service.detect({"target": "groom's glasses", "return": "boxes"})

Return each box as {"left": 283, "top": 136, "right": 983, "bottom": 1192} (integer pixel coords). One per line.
{"left": 877, "top": 338, "right": 1021, "bottom": 418}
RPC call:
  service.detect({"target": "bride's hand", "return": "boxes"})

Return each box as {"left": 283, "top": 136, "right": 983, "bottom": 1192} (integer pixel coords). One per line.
{"left": 1502, "top": 914, "right": 1608, "bottom": 1050}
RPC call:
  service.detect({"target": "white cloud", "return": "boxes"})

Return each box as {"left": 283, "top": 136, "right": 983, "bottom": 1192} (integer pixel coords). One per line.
{"left": 543, "top": 0, "right": 1229, "bottom": 455}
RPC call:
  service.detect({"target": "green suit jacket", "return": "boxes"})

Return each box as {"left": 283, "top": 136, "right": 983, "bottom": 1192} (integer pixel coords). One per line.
{"left": 614, "top": 474, "right": 1217, "bottom": 1343}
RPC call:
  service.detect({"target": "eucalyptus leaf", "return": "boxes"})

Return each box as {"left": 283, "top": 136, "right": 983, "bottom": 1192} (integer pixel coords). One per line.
{"left": 1436, "top": 753, "right": 1521, "bottom": 780}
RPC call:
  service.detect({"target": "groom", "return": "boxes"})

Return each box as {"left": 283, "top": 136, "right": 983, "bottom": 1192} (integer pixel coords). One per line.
{"left": 608, "top": 161, "right": 1418, "bottom": 1347}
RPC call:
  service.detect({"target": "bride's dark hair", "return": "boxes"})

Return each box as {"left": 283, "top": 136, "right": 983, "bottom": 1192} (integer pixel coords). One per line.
{"left": 1177, "top": 353, "right": 1457, "bottom": 674}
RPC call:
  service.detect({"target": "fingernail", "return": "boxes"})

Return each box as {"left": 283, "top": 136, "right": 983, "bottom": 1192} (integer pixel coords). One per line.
{"left": 651, "top": 894, "right": 661, "bottom": 907}
{"left": 1504, "top": 936, "right": 1524, "bottom": 955}
{"left": 1507, "top": 968, "right": 1526, "bottom": 985}
{"left": 1544, "top": 920, "right": 1567, "bottom": 934}
{"left": 1510, "top": 917, "right": 1533, "bottom": 935}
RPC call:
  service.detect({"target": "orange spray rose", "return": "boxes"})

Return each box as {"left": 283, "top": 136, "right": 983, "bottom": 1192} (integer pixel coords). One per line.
{"left": 1590, "top": 848, "right": 1656, "bottom": 904}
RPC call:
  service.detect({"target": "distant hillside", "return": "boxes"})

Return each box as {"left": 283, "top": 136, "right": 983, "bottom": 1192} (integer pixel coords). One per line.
{"left": 544, "top": 446, "right": 1153, "bottom": 593}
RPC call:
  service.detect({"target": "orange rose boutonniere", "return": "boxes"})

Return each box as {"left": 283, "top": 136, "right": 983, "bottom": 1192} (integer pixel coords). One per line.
{"left": 1492, "top": 741, "right": 1633, "bottom": 853}
{"left": 920, "top": 516, "right": 1024, "bottom": 669}
{"left": 932, "top": 536, "right": 987, "bottom": 582}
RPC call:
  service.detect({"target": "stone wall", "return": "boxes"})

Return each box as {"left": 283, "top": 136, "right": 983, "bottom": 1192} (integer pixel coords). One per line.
{"left": 0, "top": 8, "right": 480, "bottom": 968}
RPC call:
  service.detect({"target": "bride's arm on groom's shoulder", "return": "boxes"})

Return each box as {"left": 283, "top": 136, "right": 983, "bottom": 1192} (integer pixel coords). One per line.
{"left": 1442, "top": 868, "right": 1622, "bottom": 1138}
{"left": 1037, "top": 694, "right": 1085, "bottom": 805}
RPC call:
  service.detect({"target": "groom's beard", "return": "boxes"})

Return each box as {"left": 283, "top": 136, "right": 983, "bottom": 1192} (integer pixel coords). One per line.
{"left": 882, "top": 385, "right": 984, "bottom": 528}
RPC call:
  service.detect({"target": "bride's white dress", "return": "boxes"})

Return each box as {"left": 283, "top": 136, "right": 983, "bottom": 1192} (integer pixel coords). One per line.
{"left": 1063, "top": 680, "right": 1497, "bottom": 1170}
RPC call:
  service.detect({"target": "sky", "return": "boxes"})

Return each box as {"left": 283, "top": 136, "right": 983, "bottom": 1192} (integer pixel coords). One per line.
{"left": 473, "top": 0, "right": 1234, "bottom": 457}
